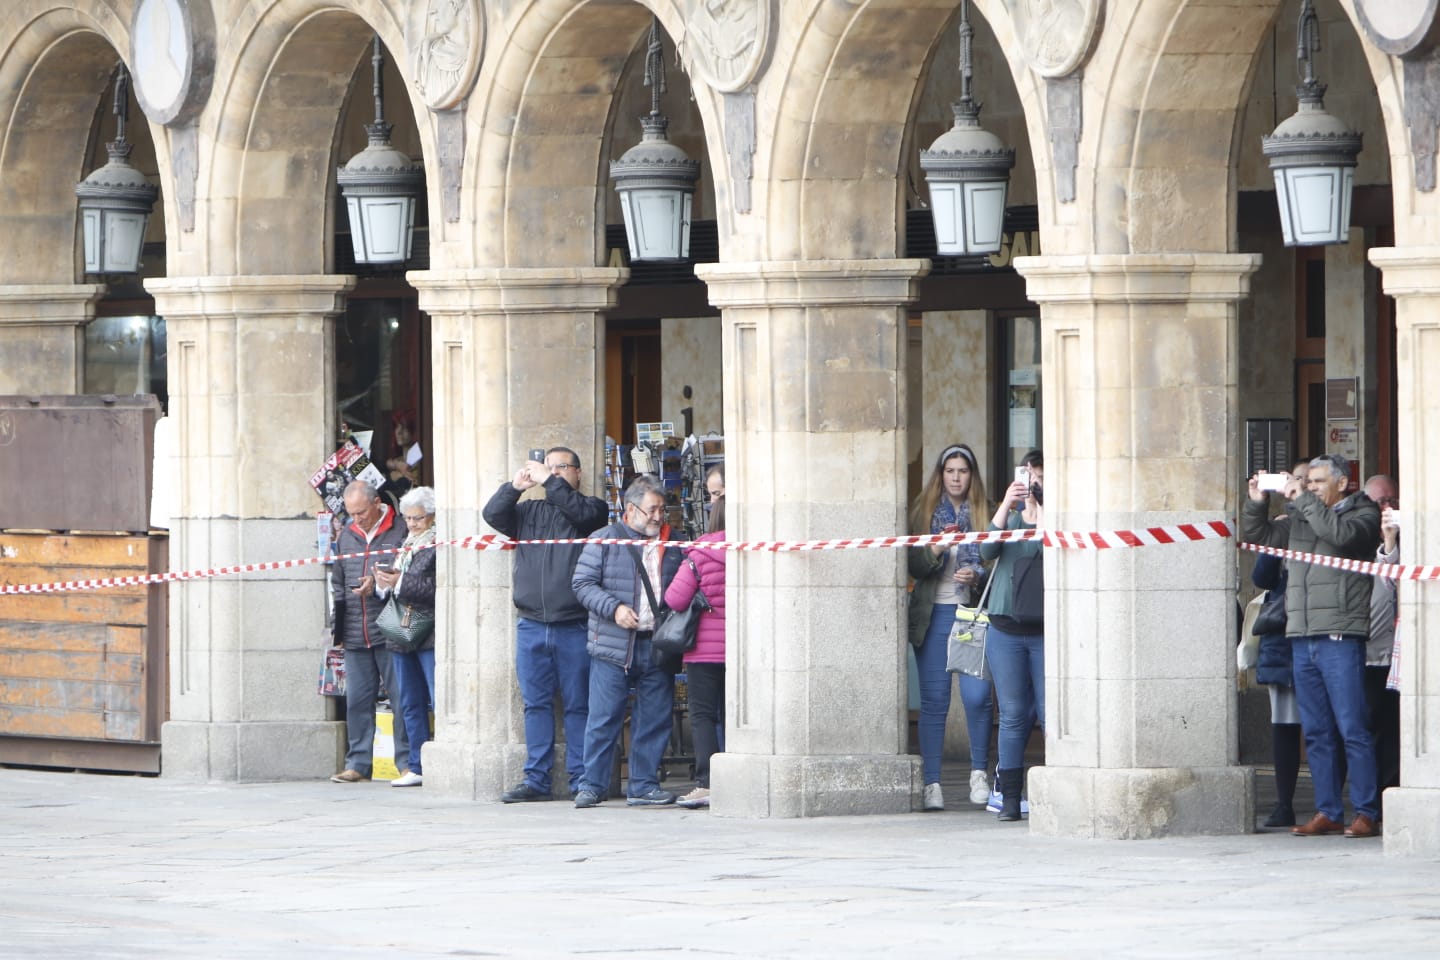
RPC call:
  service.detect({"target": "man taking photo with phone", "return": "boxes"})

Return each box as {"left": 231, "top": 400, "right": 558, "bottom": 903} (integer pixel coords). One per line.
{"left": 1242, "top": 453, "right": 1382, "bottom": 838}
{"left": 484, "top": 447, "right": 609, "bottom": 803}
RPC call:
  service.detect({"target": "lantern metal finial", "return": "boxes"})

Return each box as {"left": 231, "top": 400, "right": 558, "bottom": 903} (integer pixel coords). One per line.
{"left": 1261, "top": 0, "right": 1362, "bottom": 246}
{"left": 337, "top": 35, "right": 424, "bottom": 265}
{"left": 919, "top": 0, "right": 1015, "bottom": 256}
{"left": 610, "top": 17, "right": 700, "bottom": 262}
{"left": 75, "top": 63, "right": 160, "bottom": 275}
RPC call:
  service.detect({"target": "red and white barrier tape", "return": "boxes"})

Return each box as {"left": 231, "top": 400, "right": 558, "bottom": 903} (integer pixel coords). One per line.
{"left": 1239, "top": 541, "right": 1439, "bottom": 582}
{"left": 0, "top": 523, "right": 1235, "bottom": 596}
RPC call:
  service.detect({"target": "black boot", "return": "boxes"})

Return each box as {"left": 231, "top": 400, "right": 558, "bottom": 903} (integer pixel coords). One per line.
{"left": 997, "top": 768, "right": 1024, "bottom": 822}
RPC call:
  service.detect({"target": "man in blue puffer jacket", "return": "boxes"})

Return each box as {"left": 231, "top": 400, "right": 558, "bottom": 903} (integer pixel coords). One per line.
{"left": 570, "top": 475, "right": 682, "bottom": 808}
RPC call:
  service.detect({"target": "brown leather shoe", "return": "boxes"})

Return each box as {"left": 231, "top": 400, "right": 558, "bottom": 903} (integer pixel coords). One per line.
{"left": 1291, "top": 812, "right": 1344, "bottom": 836}
{"left": 1344, "top": 814, "right": 1380, "bottom": 838}
{"left": 330, "top": 769, "right": 365, "bottom": 783}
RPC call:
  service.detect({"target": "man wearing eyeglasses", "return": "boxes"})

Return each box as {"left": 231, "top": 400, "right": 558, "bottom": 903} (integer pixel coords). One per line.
{"left": 484, "top": 447, "right": 609, "bottom": 803}
{"left": 570, "top": 475, "right": 683, "bottom": 808}
{"left": 1243, "top": 453, "right": 1382, "bottom": 838}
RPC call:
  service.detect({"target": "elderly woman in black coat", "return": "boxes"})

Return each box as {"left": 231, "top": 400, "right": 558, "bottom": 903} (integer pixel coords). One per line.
{"left": 374, "top": 485, "right": 438, "bottom": 787}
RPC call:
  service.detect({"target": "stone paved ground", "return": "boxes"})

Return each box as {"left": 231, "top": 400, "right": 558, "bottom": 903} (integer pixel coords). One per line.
{"left": 1, "top": 767, "right": 1436, "bottom": 959}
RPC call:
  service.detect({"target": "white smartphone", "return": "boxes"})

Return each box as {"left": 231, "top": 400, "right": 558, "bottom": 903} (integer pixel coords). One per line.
{"left": 1386, "top": 510, "right": 1402, "bottom": 529}
{"left": 1015, "top": 466, "right": 1030, "bottom": 489}
{"left": 1257, "top": 472, "right": 1288, "bottom": 492}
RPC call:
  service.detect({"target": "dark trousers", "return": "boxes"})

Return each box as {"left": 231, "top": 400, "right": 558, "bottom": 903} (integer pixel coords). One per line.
{"left": 1364, "top": 665, "right": 1402, "bottom": 799}
{"left": 686, "top": 662, "right": 725, "bottom": 787}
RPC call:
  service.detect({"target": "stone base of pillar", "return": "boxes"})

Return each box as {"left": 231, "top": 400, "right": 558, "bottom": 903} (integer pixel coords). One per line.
{"left": 1028, "top": 765, "right": 1253, "bottom": 838}
{"left": 710, "top": 753, "right": 921, "bottom": 818}
{"left": 1380, "top": 788, "right": 1440, "bottom": 856}
{"left": 421, "top": 739, "right": 525, "bottom": 800}
{"left": 162, "top": 720, "right": 343, "bottom": 782}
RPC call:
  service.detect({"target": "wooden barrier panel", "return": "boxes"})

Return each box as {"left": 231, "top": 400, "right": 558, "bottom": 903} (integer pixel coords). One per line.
{"left": 0, "top": 533, "right": 166, "bottom": 768}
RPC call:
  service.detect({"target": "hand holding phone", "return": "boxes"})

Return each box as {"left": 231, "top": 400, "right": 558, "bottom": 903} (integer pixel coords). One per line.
{"left": 1256, "top": 472, "right": 1288, "bottom": 493}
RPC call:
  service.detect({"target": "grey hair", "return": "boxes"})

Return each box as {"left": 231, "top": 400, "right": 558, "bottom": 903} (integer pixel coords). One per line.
{"left": 399, "top": 485, "right": 437, "bottom": 517}
{"left": 624, "top": 474, "right": 663, "bottom": 510}
{"left": 1309, "top": 453, "right": 1349, "bottom": 482}
{"left": 344, "top": 480, "right": 380, "bottom": 500}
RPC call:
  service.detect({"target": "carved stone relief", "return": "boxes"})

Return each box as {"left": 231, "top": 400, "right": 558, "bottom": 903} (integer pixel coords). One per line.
{"left": 1354, "top": 0, "right": 1440, "bottom": 192}
{"left": 406, "top": 0, "right": 484, "bottom": 111}
{"left": 679, "top": 0, "right": 772, "bottom": 94}
{"left": 1006, "top": 0, "right": 1100, "bottom": 79}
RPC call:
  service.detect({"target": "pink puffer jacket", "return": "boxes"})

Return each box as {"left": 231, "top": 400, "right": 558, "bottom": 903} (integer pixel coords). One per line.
{"left": 664, "top": 530, "right": 727, "bottom": 664}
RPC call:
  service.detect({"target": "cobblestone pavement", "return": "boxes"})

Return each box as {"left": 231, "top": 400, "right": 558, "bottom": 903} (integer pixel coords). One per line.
{"left": 2, "top": 767, "right": 1437, "bottom": 959}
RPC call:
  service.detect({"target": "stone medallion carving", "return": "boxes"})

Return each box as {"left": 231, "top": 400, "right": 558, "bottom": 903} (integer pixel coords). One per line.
{"left": 1354, "top": 0, "right": 1440, "bottom": 57}
{"left": 680, "top": 0, "right": 772, "bottom": 93}
{"left": 406, "top": 0, "right": 484, "bottom": 110}
{"left": 129, "top": 0, "right": 215, "bottom": 125}
{"left": 1007, "top": 0, "right": 1100, "bottom": 78}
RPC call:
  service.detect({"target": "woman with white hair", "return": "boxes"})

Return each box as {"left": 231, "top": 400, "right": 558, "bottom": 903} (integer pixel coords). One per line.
{"left": 374, "top": 485, "right": 438, "bottom": 787}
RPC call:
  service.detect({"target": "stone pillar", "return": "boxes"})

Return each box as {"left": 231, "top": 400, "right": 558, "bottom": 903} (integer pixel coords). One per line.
{"left": 408, "top": 267, "right": 624, "bottom": 799}
{"left": 1366, "top": 248, "right": 1440, "bottom": 857}
{"left": 1013, "top": 254, "right": 1260, "bottom": 838}
{"left": 145, "top": 275, "right": 355, "bottom": 781}
{"left": 0, "top": 284, "right": 106, "bottom": 393}
{"left": 695, "top": 259, "right": 928, "bottom": 818}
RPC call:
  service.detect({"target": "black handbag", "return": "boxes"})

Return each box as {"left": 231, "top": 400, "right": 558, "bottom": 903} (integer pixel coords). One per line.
{"left": 376, "top": 594, "right": 435, "bottom": 652}
{"left": 1251, "top": 590, "right": 1287, "bottom": 637}
{"left": 626, "top": 545, "right": 683, "bottom": 672}
{"left": 651, "top": 559, "right": 711, "bottom": 658}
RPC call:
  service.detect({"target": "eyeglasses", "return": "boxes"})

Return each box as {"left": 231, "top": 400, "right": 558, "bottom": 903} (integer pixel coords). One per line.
{"left": 548, "top": 462, "right": 579, "bottom": 472}
{"left": 1376, "top": 496, "right": 1399, "bottom": 509}
{"left": 632, "top": 504, "right": 667, "bottom": 518}
{"left": 403, "top": 513, "right": 431, "bottom": 523}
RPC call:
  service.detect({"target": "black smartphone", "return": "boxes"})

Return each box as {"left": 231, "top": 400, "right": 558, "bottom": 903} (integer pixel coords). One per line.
{"left": 528, "top": 448, "right": 545, "bottom": 463}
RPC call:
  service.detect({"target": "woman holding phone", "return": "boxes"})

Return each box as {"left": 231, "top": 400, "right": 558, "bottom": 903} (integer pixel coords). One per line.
{"left": 373, "top": 485, "right": 438, "bottom": 787}
{"left": 981, "top": 449, "right": 1045, "bottom": 821}
{"left": 907, "top": 444, "right": 993, "bottom": 811}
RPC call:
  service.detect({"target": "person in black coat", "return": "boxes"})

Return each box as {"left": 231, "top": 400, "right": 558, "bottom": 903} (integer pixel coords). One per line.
{"left": 1252, "top": 552, "right": 1299, "bottom": 827}
{"left": 374, "top": 486, "right": 438, "bottom": 787}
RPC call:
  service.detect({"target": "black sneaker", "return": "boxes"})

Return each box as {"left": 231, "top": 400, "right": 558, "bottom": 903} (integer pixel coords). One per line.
{"left": 501, "top": 782, "right": 552, "bottom": 804}
{"left": 626, "top": 788, "right": 677, "bottom": 807}
{"left": 1263, "top": 805, "right": 1296, "bottom": 828}
{"left": 573, "top": 789, "right": 601, "bottom": 809}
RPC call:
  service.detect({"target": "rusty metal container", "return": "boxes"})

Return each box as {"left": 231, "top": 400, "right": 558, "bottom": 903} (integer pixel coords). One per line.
{"left": 0, "top": 395, "right": 160, "bottom": 532}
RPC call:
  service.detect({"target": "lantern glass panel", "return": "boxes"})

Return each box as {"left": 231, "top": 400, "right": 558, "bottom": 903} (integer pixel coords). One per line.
{"left": 1275, "top": 165, "right": 1353, "bottom": 246}
{"left": 963, "top": 180, "right": 1009, "bottom": 253}
{"left": 620, "top": 188, "right": 691, "bottom": 261}
{"left": 345, "top": 195, "right": 416, "bottom": 264}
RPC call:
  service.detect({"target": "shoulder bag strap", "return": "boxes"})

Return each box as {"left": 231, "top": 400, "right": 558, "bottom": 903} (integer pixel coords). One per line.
{"left": 972, "top": 557, "right": 997, "bottom": 613}
{"left": 626, "top": 545, "right": 662, "bottom": 617}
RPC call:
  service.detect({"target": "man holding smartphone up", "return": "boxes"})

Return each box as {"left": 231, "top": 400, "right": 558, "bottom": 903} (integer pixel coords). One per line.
{"left": 484, "top": 446, "right": 609, "bottom": 802}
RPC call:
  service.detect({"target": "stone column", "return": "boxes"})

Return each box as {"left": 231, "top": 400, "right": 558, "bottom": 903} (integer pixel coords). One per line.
{"left": 145, "top": 275, "right": 355, "bottom": 781}
{"left": 695, "top": 259, "right": 928, "bottom": 818}
{"left": 1013, "top": 254, "right": 1260, "bottom": 838}
{"left": 408, "top": 267, "right": 624, "bottom": 799}
{"left": 1366, "top": 248, "right": 1440, "bottom": 857}
{"left": 0, "top": 284, "right": 106, "bottom": 393}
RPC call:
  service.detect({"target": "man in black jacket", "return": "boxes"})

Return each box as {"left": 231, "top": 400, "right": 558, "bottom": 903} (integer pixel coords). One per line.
{"left": 331, "top": 481, "right": 410, "bottom": 782}
{"left": 483, "top": 447, "right": 609, "bottom": 802}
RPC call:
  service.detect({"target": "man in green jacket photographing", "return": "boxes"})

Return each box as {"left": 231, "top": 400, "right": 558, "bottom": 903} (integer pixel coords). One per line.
{"left": 1242, "top": 453, "right": 1381, "bottom": 839}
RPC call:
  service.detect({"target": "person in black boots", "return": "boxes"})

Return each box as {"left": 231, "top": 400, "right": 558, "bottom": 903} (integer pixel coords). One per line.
{"left": 1252, "top": 552, "right": 1299, "bottom": 827}
{"left": 981, "top": 450, "right": 1045, "bottom": 822}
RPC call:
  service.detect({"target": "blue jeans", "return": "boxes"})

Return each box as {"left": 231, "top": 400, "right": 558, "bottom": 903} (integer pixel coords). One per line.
{"left": 341, "top": 644, "right": 409, "bottom": 778}
{"left": 579, "top": 634, "right": 675, "bottom": 798}
{"left": 985, "top": 623, "right": 1044, "bottom": 771}
{"left": 393, "top": 647, "right": 434, "bottom": 775}
{"left": 515, "top": 618, "right": 590, "bottom": 794}
{"left": 1292, "top": 635, "right": 1378, "bottom": 820}
{"left": 916, "top": 604, "right": 992, "bottom": 784}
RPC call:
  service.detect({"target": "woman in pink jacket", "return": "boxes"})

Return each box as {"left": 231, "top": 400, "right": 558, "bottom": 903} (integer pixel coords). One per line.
{"left": 665, "top": 481, "right": 726, "bottom": 809}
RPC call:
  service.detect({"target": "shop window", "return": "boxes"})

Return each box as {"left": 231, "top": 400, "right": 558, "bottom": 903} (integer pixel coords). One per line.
{"left": 83, "top": 315, "right": 167, "bottom": 411}
{"left": 335, "top": 293, "right": 429, "bottom": 496}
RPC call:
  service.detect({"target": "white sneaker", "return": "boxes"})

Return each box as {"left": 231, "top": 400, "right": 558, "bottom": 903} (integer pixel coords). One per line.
{"left": 677, "top": 787, "right": 710, "bottom": 809}
{"left": 390, "top": 770, "right": 423, "bottom": 787}
{"left": 922, "top": 782, "right": 944, "bottom": 811}
{"left": 969, "top": 769, "right": 990, "bottom": 805}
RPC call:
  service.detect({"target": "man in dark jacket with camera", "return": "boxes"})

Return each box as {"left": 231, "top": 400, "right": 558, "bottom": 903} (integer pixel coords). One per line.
{"left": 483, "top": 447, "right": 609, "bottom": 802}
{"left": 330, "top": 481, "right": 410, "bottom": 782}
{"left": 570, "top": 475, "right": 683, "bottom": 808}
{"left": 1242, "top": 453, "right": 1381, "bottom": 838}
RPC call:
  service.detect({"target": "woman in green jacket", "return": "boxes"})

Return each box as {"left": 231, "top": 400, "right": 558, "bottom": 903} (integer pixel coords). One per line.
{"left": 907, "top": 444, "right": 992, "bottom": 812}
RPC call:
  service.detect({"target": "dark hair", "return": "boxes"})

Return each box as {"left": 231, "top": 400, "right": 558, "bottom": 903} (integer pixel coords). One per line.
{"left": 706, "top": 492, "right": 726, "bottom": 534}
{"left": 1021, "top": 449, "right": 1044, "bottom": 469}
{"left": 546, "top": 446, "right": 581, "bottom": 470}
